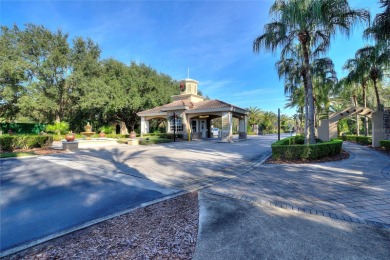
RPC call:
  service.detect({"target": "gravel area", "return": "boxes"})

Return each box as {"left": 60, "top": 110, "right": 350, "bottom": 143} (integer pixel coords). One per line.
{"left": 5, "top": 192, "right": 199, "bottom": 260}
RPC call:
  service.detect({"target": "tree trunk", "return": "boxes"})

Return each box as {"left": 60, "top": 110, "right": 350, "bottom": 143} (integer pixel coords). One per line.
{"left": 373, "top": 78, "right": 381, "bottom": 111}
{"left": 55, "top": 112, "right": 61, "bottom": 123}
{"left": 362, "top": 83, "right": 368, "bottom": 136}
{"left": 300, "top": 38, "right": 316, "bottom": 144}
{"left": 353, "top": 94, "right": 359, "bottom": 136}
{"left": 304, "top": 89, "right": 309, "bottom": 143}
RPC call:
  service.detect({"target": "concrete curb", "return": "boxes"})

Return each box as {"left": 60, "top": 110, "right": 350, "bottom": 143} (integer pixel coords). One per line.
{"left": 0, "top": 190, "right": 190, "bottom": 258}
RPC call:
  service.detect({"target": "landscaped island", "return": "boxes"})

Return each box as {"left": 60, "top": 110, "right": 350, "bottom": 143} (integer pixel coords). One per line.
{"left": 271, "top": 136, "right": 343, "bottom": 160}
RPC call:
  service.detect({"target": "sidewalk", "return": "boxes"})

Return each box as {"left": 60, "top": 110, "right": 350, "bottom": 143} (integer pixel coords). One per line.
{"left": 195, "top": 142, "right": 390, "bottom": 259}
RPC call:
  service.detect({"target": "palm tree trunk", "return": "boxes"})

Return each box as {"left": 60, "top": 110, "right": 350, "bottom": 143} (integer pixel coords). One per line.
{"left": 301, "top": 40, "right": 316, "bottom": 144}
{"left": 353, "top": 94, "right": 359, "bottom": 136}
{"left": 304, "top": 88, "right": 309, "bottom": 143}
{"left": 362, "top": 83, "right": 368, "bottom": 136}
{"left": 373, "top": 79, "right": 382, "bottom": 111}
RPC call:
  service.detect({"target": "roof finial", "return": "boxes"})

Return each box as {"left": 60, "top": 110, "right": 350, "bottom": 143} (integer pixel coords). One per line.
{"left": 187, "top": 67, "right": 190, "bottom": 79}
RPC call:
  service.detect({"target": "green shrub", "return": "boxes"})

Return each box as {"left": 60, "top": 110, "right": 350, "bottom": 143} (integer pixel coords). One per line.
{"left": 46, "top": 122, "right": 70, "bottom": 135}
{"left": 98, "top": 126, "right": 114, "bottom": 134}
{"left": 0, "top": 135, "right": 53, "bottom": 152}
{"left": 271, "top": 138, "right": 343, "bottom": 160}
{"left": 342, "top": 135, "right": 372, "bottom": 145}
{"left": 380, "top": 140, "right": 390, "bottom": 151}
{"left": 105, "top": 134, "right": 130, "bottom": 139}
{"left": 0, "top": 123, "right": 46, "bottom": 134}
{"left": 0, "top": 136, "right": 15, "bottom": 152}
{"left": 142, "top": 133, "right": 183, "bottom": 139}
{"left": 139, "top": 138, "right": 171, "bottom": 145}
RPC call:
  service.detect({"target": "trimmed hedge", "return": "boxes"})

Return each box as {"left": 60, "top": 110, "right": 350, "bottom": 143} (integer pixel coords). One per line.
{"left": 139, "top": 138, "right": 172, "bottom": 145}
{"left": 0, "top": 135, "right": 53, "bottom": 152}
{"left": 272, "top": 137, "right": 343, "bottom": 160}
{"left": 0, "top": 123, "right": 46, "bottom": 134}
{"left": 341, "top": 135, "right": 372, "bottom": 145}
{"left": 380, "top": 140, "right": 390, "bottom": 151}
{"left": 142, "top": 133, "right": 183, "bottom": 139}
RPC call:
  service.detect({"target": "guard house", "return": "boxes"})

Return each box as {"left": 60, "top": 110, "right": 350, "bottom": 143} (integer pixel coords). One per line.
{"left": 137, "top": 78, "right": 248, "bottom": 142}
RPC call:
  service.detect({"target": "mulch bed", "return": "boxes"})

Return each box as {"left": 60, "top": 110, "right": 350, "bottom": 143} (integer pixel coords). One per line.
{"left": 266, "top": 149, "right": 350, "bottom": 164}
{"left": 373, "top": 147, "right": 390, "bottom": 156}
{"left": 4, "top": 192, "right": 199, "bottom": 260}
{"left": 0, "top": 147, "right": 66, "bottom": 156}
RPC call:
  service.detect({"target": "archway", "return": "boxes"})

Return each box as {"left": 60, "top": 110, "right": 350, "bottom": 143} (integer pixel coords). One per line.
{"left": 318, "top": 106, "right": 389, "bottom": 147}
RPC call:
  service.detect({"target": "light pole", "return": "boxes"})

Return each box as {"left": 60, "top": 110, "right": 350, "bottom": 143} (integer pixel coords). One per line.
{"left": 278, "top": 108, "right": 280, "bottom": 141}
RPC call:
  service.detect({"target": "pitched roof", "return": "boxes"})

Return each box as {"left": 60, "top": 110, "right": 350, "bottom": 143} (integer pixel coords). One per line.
{"left": 137, "top": 99, "right": 247, "bottom": 116}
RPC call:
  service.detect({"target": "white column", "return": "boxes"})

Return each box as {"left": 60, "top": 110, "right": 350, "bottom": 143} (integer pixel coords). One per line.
{"left": 372, "top": 110, "right": 384, "bottom": 147}
{"left": 238, "top": 115, "right": 248, "bottom": 139}
{"left": 140, "top": 117, "right": 149, "bottom": 136}
{"left": 221, "top": 112, "right": 233, "bottom": 142}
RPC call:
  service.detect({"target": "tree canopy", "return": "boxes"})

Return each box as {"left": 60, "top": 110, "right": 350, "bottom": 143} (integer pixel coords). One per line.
{"left": 0, "top": 24, "right": 179, "bottom": 132}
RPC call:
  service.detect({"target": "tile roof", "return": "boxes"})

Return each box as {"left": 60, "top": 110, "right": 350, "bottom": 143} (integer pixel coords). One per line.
{"left": 191, "top": 100, "right": 233, "bottom": 111}
{"left": 138, "top": 99, "right": 246, "bottom": 116}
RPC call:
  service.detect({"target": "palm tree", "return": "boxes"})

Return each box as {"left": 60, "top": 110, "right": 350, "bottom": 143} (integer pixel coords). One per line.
{"left": 285, "top": 87, "right": 305, "bottom": 134}
{"left": 278, "top": 53, "right": 337, "bottom": 141}
{"left": 364, "top": 0, "right": 390, "bottom": 43}
{"left": 247, "top": 106, "right": 263, "bottom": 131}
{"left": 253, "top": 0, "right": 369, "bottom": 143}
{"left": 343, "top": 55, "right": 370, "bottom": 135}
{"left": 312, "top": 58, "right": 338, "bottom": 129}
{"left": 355, "top": 44, "right": 390, "bottom": 110}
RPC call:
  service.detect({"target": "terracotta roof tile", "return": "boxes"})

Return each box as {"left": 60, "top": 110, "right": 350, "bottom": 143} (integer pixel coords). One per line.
{"left": 191, "top": 100, "right": 242, "bottom": 111}
{"left": 138, "top": 99, "right": 246, "bottom": 116}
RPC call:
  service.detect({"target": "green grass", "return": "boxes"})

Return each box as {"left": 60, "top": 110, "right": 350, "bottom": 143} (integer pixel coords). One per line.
{"left": 0, "top": 151, "right": 35, "bottom": 158}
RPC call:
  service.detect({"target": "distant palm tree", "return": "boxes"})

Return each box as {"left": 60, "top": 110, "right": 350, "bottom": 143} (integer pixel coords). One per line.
{"left": 343, "top": 54, "right": 370, "bottom": 135}
{"left": 247, "top": 106, "right": 263, "bottom": 131}
{"left": 253, "top": 0, "right": 369, "bottom": 143}
{"left": 355, "top": 44, "right": 390, "bottom": 110}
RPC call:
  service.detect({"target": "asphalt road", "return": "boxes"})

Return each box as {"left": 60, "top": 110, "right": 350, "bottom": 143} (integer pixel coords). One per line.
{"left": 0, "top": 158, "right": 174, "bottom": 252}
{"left": 0, "top": 135, "right": 280, "bottom": 255}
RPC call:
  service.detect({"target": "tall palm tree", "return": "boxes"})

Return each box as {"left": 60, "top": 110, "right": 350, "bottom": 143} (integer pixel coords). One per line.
{"left": 355, "top": 44, "right": 390, "bottom": 110}
{"left": 278, "top": 53, "right": 337, "bottom": 141}
{"left": 253, "top": 0, "right": 369, "bottom": 143}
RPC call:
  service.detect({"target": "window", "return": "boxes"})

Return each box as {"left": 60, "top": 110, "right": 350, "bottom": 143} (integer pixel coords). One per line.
{"left": 170, "top": 118, "right": 183, "bottom": 132}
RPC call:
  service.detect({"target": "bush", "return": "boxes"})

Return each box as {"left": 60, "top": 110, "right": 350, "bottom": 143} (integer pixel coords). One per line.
{"left": 46, "top": 122, "right": 70, "bottom": 135}
{"left": 142, "top": 133, "right": 183, "bottom": 139}
{"left": 341, "top": 135, "right": 372, "bottom": 145}
{"left": 0, "top": 135, "right": 53, "bottom": 152}
{"left": 0, "top": 123, "right": 46, "bottom": 134}
{"left": 380, "top": 140, "right": 390, "bottom": 151}
{"left": 271, "top": 138, "right": 343, "bottom": 160}
{"left": 98, "top": 126, "right": 114, "bottom": 134}
{"left": 139, "top": 138, "right": 171, "bottom": 145}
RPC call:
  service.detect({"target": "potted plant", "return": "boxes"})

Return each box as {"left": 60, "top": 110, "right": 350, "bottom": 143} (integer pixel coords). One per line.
{"left": 98, "top": 126, "right": 113, "bottom": 138}
{"left": 65, "top": 131, "right": 76, "bottom": 142}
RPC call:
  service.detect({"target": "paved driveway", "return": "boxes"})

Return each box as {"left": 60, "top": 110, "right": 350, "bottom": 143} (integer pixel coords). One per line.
{"left": 203, "top": 142, "right": 390, "bottom": 227}
{"left": 0, "top": 135, "right": 277, "bottom": 254}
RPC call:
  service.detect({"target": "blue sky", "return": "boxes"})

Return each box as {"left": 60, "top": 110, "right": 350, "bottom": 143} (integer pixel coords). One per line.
{"left": 1, "top": 0, "right": 381, "bottom": 116}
